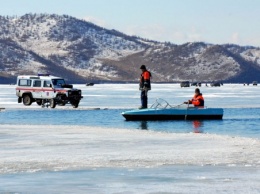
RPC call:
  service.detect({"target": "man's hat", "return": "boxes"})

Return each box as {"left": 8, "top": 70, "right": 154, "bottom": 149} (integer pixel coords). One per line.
{"left": 140, "top": 65, "right": 146, "bottom": 70}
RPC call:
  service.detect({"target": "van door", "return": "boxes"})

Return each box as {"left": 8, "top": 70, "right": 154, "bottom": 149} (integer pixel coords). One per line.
{"left": 42, "top": 80, "right": 55, "bottom": 99}
{"left": 32, "top": 80, "right": 42, "bottom": 98}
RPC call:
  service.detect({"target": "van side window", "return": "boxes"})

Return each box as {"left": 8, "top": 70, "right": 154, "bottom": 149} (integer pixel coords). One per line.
{"left": 19, "top": 79, "right": 32, "bottom": 86}
{"left": 33, "top": 80, "right": 42, "bottom": 87}
{"left": 43, "top": 81, "right": 51, "bottom": 87}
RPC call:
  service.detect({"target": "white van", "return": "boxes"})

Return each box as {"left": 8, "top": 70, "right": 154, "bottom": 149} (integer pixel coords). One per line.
{"left": 16, "top": 74, "right": 83, "bottom": 108}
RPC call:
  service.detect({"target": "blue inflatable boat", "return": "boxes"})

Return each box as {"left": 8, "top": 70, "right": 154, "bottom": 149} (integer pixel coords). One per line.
{"left": 122, "top": 98, "right": 223, "bottom": 121}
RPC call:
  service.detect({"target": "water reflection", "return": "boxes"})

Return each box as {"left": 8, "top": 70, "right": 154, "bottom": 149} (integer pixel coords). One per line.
{"left": 137, "top": 120, "right": 204, "bottom": 132}
{"left": 139, "top": 121, "right": 148, "bottom": 130}
{"left": 192, "top": 120, "right": 203, "bottom": 133}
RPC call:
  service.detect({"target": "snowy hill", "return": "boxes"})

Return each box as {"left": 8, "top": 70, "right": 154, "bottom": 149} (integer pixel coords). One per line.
{"left": 0, "top": 14, "right": 260, "bottom": 83}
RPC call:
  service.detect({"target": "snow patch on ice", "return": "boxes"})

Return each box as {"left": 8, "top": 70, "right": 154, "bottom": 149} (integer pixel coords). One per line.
{"left": 0, "top": 124, "right": 259, "bottom": 174}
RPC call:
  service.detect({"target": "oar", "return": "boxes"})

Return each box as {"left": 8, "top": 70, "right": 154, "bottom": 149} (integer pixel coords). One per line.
{"left": 171, "top": 103, "right": 184, "bottom": 108}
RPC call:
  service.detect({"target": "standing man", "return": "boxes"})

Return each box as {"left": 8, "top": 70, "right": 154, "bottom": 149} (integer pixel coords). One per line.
{"left": 139, "top": 65, "right": 151, "bottom": 109}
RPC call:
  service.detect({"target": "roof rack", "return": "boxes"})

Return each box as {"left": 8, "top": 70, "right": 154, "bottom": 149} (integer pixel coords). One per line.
{"left": 38, "top": 73, "right": 50, "bottom": 76}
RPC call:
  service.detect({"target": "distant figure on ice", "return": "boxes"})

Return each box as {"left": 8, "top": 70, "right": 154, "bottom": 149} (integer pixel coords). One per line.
{"left": 184, "top": 88, "right": 204, "bottom": 107}
{"left": 139, "top": 65, "right": 151, "bottom": 109}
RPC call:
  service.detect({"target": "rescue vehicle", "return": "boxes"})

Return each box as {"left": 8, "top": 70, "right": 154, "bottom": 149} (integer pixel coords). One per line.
{"left": 15, "top": 74, "right": 83, "bottom": 108}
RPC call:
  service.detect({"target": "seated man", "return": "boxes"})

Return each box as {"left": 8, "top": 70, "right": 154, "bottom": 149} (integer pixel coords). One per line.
{"left": 184, "top": 88, "right": 204, "bottom": 107}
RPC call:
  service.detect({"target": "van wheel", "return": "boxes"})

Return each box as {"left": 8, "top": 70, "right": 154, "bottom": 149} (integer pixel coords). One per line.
{"left": 50, "top": 99, "right": 56, "bottom": 108}
{"left": 72, "top": 101, "right": 79, "bottom": 108}
{"left": 36, "top": 100, "right": 42, "bottom": 106}
{"left": 23, "top": 94, "right": 32, "bottom": 106}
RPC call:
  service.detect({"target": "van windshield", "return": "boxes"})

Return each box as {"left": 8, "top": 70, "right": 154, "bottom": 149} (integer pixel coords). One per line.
{"left": 52, "top": 79, "right": 66, "bottom": 86}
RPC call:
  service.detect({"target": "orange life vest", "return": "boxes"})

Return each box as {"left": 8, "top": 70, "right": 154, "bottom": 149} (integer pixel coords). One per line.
{"left": 191, "top": 94, "right": 204, "bottom": 106}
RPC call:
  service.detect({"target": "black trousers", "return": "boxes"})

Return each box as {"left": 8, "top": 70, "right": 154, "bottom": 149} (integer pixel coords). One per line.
{"left": 141, "top": 90, "right": 148, "bottom": 108}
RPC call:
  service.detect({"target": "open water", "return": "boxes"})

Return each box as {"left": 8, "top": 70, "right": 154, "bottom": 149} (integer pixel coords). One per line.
{"left": 0, "top": 83, "right": 259, "bottom": 193}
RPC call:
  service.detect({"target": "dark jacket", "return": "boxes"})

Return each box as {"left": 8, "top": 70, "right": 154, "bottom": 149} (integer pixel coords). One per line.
{"left": 140, "top": 70, "right": 151, "bottom": 90}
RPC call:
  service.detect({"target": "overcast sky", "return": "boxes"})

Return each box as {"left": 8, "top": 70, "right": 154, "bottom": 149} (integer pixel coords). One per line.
{"left": 1, "top": 0, "right": 259, "bottom": 46}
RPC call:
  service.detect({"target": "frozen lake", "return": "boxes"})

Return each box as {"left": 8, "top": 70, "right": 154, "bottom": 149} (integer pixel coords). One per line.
{"left": 0, "top": 84, "right": 259, "bottom": 193}
{"left": 2, "top": 83, "right": 260, "bottom": 109}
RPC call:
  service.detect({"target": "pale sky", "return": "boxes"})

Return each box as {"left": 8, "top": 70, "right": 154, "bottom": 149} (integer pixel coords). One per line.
{"left": 1, "top": 0, "right": 260, "bottom": 46}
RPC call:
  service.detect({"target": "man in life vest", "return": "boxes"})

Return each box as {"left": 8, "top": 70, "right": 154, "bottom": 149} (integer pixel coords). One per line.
{"left": 184, "top": 88, "right": 204, "bottom": 107}
{"left": 139, "top": 65, "right": 151, "bottom": 109}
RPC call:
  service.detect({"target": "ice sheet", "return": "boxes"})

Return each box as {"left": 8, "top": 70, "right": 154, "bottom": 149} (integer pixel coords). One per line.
{"left": 1, "top": 83, "right": 260, "bottom": 193}
{"left": 2, "top": 83, "right": 260, "bottom": 109}
{"left": 0, "top": 166, "right": 259, "bottom": 194}
{"left": 0, "top": 124, "right": 259, "bottom": 174}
